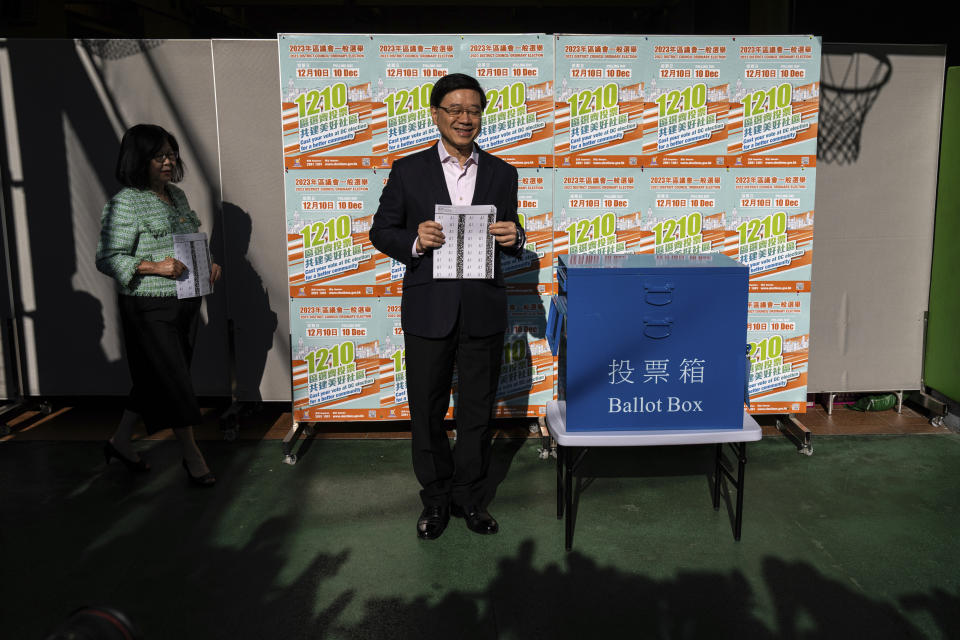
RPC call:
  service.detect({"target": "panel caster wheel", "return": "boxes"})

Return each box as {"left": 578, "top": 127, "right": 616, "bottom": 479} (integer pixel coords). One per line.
{"left": 220, "top": 413, "right": 240, "bottom": 441}
{"left": 38, "top": 402, "right": 53, "bottom": 415}
{"left": 538, "top": 448, "right": 550, "bottom": 460}
{"left": 931, "top": 416, "right": 945, "bottom": 428}
{"left": 283, "top": 453, "right": 297, "bottom": 465}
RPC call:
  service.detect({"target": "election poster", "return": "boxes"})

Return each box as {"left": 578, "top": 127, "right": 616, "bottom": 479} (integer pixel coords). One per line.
{"left": 643, "top": 37, "right": 730, "bottom": 168}
{"left": 495, "top": 296, "right": 554, "bottom": 418}
{"left": 554, "top": 35, "right": 646, "bottom": 168}
{"left": 376, "top": 298, "right": 410, "bottom": 420}
{"left": 461, "top": 35, "right": 554, "bottom": 168}
{"left": 640, "top": 168, "right": 727, "bottom": 254}
{"left": 746, "top": 293, "right": 811, "bottom": 413}
{"left": 554, "top": 168, "right": 646, "bottom": 258}
{"left": 286, "top": 169, "right": 383, "bottom": 298}
{"left": 291, "top": 300, "right": 381, "bottom": 421}
{"left": 504, "top": 169, "right": 554, "bottom": 294}
{"left": 369, "top": 34, "right": 460, "bottom": 167}
{"left": 279, "top": 34, "right": 378, "bottom": 170}
{"left": 369, "top": 170, "right": 406, "bottom": 292}
{"left": 728, "top": 36, "right": 821, "bottom": 167}
{"left": 724, "top": 168, "right": 815, "bottom": 293}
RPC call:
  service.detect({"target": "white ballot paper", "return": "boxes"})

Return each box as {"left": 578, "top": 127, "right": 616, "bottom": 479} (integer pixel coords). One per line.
{"left": 432, "top": 204, "right": 497, "bottom": 280}
{"left": 173, "top": 232, "right": 213, "bottom": 299}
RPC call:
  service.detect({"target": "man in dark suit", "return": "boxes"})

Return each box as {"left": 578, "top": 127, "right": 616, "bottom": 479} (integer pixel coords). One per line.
{"left": 369, "top": 73, "right": 525, "bottom": 540}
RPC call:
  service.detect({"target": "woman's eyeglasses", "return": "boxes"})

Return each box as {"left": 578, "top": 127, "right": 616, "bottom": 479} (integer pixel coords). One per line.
{"left": 152, "top": 151, "right": 179, "bottom": 163}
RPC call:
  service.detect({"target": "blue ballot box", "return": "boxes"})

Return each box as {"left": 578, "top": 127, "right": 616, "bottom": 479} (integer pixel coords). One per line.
{"left": 548, "top": 253, "right": 749, "bottom": 431}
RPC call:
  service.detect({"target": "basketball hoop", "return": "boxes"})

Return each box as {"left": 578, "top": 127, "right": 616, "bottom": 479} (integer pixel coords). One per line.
{"left": 818, "top": 51, "right": 892, "bottom": 164}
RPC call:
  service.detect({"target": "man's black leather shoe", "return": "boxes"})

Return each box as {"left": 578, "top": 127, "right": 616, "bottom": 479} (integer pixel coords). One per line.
{"left": 417, "top": 504, "right": 450, "bottom": 540}
{"left": 452, "top": 504, "right": 499, "bottom": 535}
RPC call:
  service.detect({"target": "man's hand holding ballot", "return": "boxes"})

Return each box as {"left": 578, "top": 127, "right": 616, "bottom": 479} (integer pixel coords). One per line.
{"left": 416, "top": 219, "right": 519, "bottom": 254}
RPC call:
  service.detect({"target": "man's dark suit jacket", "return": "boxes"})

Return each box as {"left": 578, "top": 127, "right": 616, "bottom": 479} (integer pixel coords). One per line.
{"left": 369, "top": 144, "right": 525, "bottom": 339}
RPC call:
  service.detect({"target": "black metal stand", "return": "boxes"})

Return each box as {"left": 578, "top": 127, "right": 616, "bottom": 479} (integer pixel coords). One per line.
{"left": 281, "top": 420, "right": 316, "bottom": 465}
{"left": 776, "top": 414, "right": 812, "bottom": 456}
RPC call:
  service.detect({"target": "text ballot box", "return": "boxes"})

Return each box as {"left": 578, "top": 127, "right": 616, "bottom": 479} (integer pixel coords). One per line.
{"left": 550, "top": 253, "right": 749, "bottom": 430}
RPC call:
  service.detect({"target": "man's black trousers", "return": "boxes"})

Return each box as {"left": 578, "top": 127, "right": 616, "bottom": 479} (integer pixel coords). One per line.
{"left": 404, "top": 314, "right": 504, "bottom": 509}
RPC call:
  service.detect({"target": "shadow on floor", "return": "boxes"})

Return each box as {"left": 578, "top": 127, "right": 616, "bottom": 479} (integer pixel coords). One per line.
{"left": 5, "top": 439, "right": 957, "bottom": 639}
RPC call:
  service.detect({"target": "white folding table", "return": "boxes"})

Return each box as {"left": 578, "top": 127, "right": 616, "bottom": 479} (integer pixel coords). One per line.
{"left": 544, "top": 400, "right": 762, "bottom": 550}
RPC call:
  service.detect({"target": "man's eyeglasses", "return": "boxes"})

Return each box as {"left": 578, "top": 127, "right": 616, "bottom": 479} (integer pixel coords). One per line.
{"left": 435, "top": 105, "right": 483, "bottom": 118}
{"left": 152, "top": 151, "right": 179, "bottom": 163}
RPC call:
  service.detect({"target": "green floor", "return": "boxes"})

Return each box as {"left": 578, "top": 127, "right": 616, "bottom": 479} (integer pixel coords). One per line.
{"left": 3, "top": 434, "right": 959, "bottom": 638}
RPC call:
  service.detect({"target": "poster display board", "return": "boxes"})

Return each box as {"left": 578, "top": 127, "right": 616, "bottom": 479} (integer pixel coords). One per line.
{"left": 279, "top": 33, "right": 820, "bottom": 421}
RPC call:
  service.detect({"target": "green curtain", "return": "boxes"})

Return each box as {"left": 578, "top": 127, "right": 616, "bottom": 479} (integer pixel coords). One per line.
{"left": 924, "top": 67, "right": 960, "bottom": 404}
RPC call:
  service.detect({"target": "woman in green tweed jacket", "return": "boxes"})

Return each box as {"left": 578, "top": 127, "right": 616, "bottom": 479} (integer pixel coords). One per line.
{"left": 96, "top": 124, "right": 221, "bottom": 487}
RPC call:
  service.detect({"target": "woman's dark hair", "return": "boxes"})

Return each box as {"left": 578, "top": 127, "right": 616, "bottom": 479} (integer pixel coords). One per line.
{"left": 430, "top": 73, "right": 487, "bottom": 110}
{"left": 115, "top": 124, "right": 185, "bottom": 189}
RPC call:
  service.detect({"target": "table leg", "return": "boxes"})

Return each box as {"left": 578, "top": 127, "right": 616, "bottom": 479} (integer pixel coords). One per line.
{"left": 734, "top": 442, "right": 747, "bottom": 541}
{"left": 712, "top": 442, "right": 722, "bottom": 510}
{"left": 565, "top": 446, "right": 574, "bottom": 551}
{"left": 556, "top": 444, "right": 564, "bottom": 519}
{"left": 714, "top": 442, "right": 749, "bottom": 541}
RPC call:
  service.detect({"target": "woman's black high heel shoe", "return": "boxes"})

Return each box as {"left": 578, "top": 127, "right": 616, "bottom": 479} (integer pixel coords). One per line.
{"left": 182, "top": 459, "right": 216, "bottom": 487}
{"left": 103, "top": 441, "right": 150, "bottom": 473}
